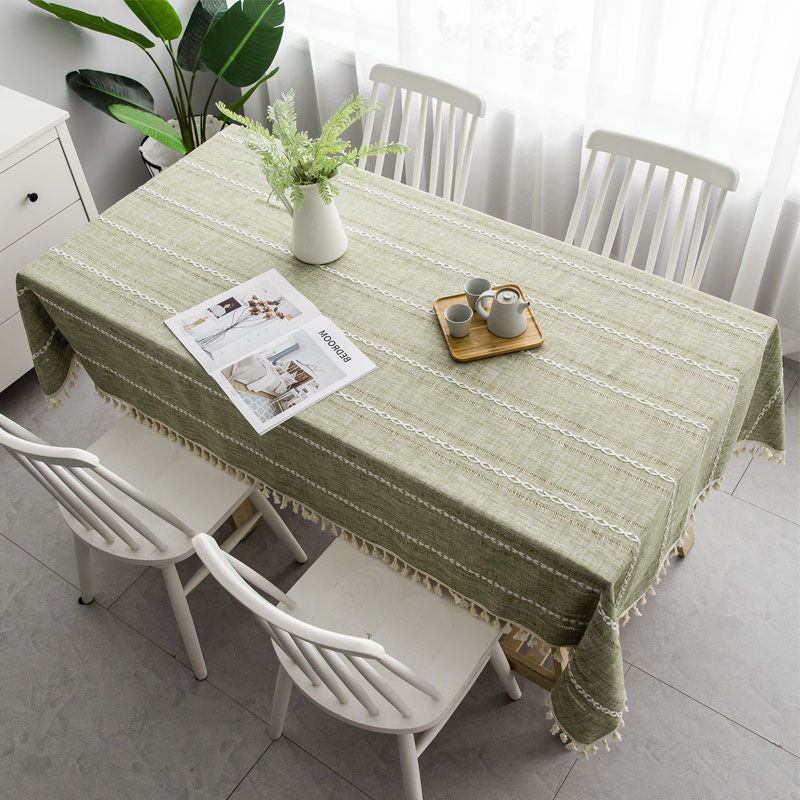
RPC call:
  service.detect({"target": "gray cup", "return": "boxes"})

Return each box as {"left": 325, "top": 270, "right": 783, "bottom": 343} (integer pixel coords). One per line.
{"left": 464, "top": 277, "right": 492, "bottom": 310}
{"left": 444, "top": 303, "right": 473, "bottom": 338}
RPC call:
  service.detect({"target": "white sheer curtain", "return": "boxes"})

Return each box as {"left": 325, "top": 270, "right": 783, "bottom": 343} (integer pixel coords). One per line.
{"left": 251, "top": 0, "right": 800, "bottom": 356}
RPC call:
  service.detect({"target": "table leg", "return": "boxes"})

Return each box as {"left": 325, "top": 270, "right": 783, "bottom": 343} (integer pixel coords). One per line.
{"left": 231, "top": 498, "right": 256, "bottom": 528}
{"left": 500, "top": 632, "right": 570, "bottom": 692}
{"left": 676, "top": 524, "right": 695, "bottom": 558}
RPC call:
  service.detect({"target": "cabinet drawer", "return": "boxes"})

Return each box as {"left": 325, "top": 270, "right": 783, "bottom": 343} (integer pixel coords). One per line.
{"left": 0, "top": 139, "right": 80, "bottom": 251}
{"left": 0, "top": 312, "right": 34, "bottom": 391}
{"left": 0, "top": 200, "right": 88, "bottom": 324}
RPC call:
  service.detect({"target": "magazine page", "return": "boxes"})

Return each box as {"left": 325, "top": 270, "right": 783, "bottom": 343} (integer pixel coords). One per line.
{"left": 165, "top": 269, "right": 318, "bottom": 372}
{"left": 212, "top": 319, "right": 375, "bottom": 435}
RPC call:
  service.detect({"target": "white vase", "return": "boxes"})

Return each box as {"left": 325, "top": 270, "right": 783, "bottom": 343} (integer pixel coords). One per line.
{"left": 291, "top": 184, "right": 348, "bottom": 264}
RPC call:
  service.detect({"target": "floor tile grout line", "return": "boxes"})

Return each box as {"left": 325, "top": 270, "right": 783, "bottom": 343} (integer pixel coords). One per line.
{"left": 726, "top": 484, "right": 800, "bottom": 526}
{"left": 626, "top": 664, "right": 800, "bottom": 759}
{"left": 551, "top": 756, "right": 580, "bottom": 799}
{"left": 102, "top": 601, "right": 279, "bottom": 730}
{"left": 731, "top": 458, "right": 752, "bottom": 494}
{"left": 0, "top": 528, "right": 275, "bottom": 742}
{"left": 0, "top": 529, "right": 90, "bottom": 594}
{"left": 785, "top": 365, "right": 800, "bottom": 397}
{"left": 283, "top": 734, "right": 378, "bottom": 799}
{"left": 224, "top": 741, "right": 273, "bottom": 800}
{"left": 107, "top": 564, "right": 153, "bottom": 611}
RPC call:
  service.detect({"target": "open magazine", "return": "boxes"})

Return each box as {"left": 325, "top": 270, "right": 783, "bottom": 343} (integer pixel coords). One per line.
{"left": 165, "top": 269, "right": 375, "bottom": 434}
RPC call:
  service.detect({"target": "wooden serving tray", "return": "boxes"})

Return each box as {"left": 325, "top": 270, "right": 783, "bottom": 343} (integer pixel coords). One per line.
{"left": 433, "top": 284, "right": 543, "bottom": 362}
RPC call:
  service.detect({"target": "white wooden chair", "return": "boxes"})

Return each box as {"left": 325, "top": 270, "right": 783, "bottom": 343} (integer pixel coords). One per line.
{"left": 358, "top": 63, "right": 486, "bottom": 205}
{"left": 566, "top": 129, "right": 740, "bottom": 289}
{"left": 192, "top": 533, "right": 522, "bottom": 800}
{"left": 0, "top": 413, "right": 306, "bottom": 680}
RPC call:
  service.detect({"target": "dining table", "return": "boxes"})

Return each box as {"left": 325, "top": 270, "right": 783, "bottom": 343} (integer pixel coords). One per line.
{"left": 16, "top": 126, "right": 786, "bottom": 755}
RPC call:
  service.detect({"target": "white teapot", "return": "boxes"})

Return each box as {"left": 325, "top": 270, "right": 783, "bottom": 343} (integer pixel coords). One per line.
{"left": 475, "top": 287, "right": 530, "bottom": 338}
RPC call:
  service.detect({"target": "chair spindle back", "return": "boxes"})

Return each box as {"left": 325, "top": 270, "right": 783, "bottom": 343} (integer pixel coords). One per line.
{"left": 193, "top": 533, "right": 441, "bottom": 719}
{"left": 359, "top": 63, "right": 486, "bottom": 205}
{"left": 0, "top": 413, "right": 194, "bottom": 551}
{"left": 566, "top": 129, "right": 739, "bottom": 289}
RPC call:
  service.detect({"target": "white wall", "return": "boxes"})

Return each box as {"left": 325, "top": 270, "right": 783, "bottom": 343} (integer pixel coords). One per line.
{"left": 1, "top": 0, "right": 236, "bottom": 212}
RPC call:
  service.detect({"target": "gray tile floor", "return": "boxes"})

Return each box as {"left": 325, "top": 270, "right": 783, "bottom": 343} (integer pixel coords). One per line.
{"left": 1, "top": 364, "right": 798, "bottom": 800}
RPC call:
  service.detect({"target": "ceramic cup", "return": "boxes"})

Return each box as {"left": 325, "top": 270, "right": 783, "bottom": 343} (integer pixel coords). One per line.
{"left": 464, "top": 277, "right": 492, "bottom": 310}
{"left": 444, "top": 303, "right": 473, "bottom": 337}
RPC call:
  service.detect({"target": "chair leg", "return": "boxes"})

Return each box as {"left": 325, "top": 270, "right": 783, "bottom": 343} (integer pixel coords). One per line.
{"left": 269, "top": 665, "right": 293, "bottom": 740}
{"left": 72, "top": 535, "right": 94, "bottom": 604}
{"left": 489, "top": 640, "right": 522, "bottom": 700}
{"left": 161, "top": 564, "right": 208, "bottom": 680}
{"left": 249, "top": 490, "right": 307, "bottom": 563}
{"left": 397, "top": 734, "right": 423, "bottom": 800}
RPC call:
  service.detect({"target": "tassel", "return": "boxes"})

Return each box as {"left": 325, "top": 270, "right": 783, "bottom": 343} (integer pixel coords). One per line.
{"left": 560, "top": 733, "right": 568, "bottom": 744}
{"left": 550, "top": 724, "right": 560, "bottom": 735}
{"left": 612, "top": 730, "right": 622, "bottom": 742}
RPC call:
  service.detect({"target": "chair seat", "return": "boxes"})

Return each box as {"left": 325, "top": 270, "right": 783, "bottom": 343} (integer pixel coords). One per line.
{"left": 61, "top": 415, "right": 252, "bottom": 565}
{"left": 275, "top": 537, "right": 499, "bottom": 734}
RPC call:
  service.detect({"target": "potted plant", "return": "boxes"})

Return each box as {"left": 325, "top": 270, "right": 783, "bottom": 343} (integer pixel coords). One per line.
{"left": 218, "top": 90, "right": 407, "bottom": 264}
{"left": 27, "top": 0, "right": 285, "bottom": 172}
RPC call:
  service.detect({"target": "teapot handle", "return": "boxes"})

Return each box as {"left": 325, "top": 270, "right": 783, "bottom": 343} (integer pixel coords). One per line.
{"left": 475, "top": 290, "right": 496, "bottom": 320}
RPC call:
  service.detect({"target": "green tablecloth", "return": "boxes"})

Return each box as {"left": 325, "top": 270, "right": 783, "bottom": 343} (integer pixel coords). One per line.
{"left": 17, "top": 128, "right": 785, "bottom": 753}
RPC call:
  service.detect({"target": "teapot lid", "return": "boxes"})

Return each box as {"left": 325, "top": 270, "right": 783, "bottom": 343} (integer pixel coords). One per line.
{"left": 496, "top": 289, "right": 519, "bottom": 304}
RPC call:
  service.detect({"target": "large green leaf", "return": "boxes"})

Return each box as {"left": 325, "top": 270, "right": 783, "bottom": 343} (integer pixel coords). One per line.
{"left": 109, "top": 104, "right": 187, "bottom": 154}
{"left": 216, "top": 67, "right": 278, "bottom": 119}
{"left": 26, "top": 0, "right": 154, "bottom": 49}
{"left": 177, "top": 0, "right": 228, "bottom": 72}
{"left": 200, "top": 0, "right": 284, "bottom": 88}
{"left": 123, "top": 0, "right": 181, "bottom": 41}
{"left": 66, "top": 70, "right": 154, "bottom": 117}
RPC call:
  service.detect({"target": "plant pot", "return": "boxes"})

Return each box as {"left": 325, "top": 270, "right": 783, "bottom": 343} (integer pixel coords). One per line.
{"left": 291, "top": 184, "right": 348, "bottom": 264}
{"left": 139, "top": 115, "right": 223, "bottom": 176}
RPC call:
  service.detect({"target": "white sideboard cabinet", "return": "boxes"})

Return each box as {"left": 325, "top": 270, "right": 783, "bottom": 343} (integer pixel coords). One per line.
{"left": 0, "top": 85, "right": 97, "bottom": 391}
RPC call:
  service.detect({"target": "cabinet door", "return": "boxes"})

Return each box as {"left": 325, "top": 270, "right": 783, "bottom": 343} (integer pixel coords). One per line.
{"left": 0, "top": 200, "right": 88, "bottom": 324}
{"left": 0, "top": 139, "right": 80, "bottom": 250}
